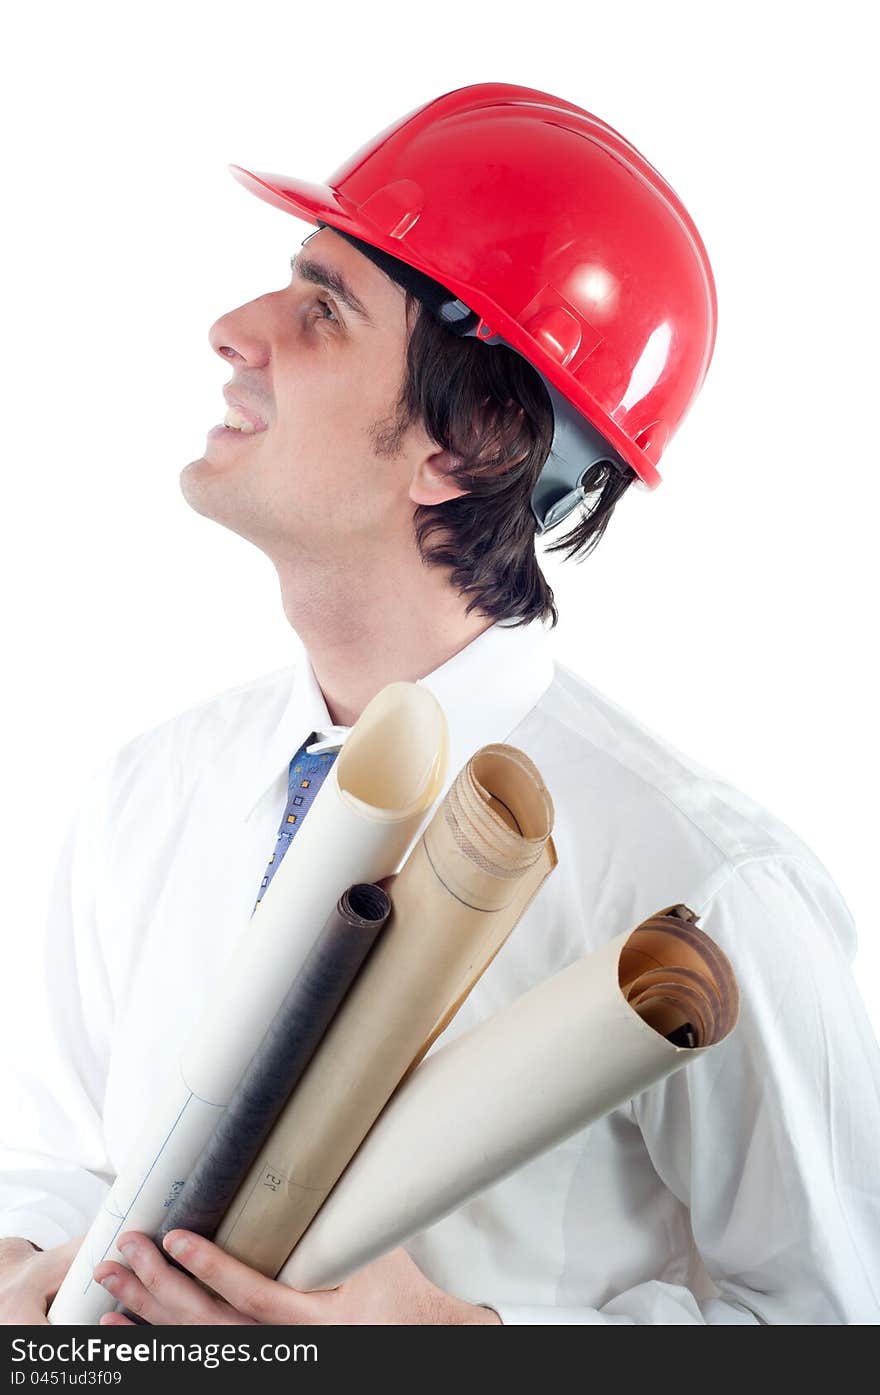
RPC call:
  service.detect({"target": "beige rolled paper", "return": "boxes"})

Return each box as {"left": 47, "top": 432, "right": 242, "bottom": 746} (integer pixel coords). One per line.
{"left": 278, "top": 904, "right": 739, "bottom": 1292}
{"left": 213, "top": 744, "right": 558, "bottom": 1275}
{"left": 49, "top": 681, "right": 447, "bottom": 1327}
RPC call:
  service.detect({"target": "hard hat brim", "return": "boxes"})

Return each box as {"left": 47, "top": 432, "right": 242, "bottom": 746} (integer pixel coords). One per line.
{"left": 229, "top": 164, "right": 361, "bottom": 233}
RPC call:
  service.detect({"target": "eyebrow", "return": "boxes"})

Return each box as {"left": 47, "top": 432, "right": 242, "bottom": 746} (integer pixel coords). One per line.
{"left": 289, "top": 252, "right": 374, "bottom": 325}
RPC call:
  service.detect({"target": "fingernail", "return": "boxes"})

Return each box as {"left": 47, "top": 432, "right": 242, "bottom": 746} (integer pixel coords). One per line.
{"left": 165, "top": 1234, "right": 189, "bottom": 1259}
{"left": 118, "top": 1241, "right": 136, "bottom": 1258}
{"left": 100, "top": 1275, "right": 117, "bottom": 1292}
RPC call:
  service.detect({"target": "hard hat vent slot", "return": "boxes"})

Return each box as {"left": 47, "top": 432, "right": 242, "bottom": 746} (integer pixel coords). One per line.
{"left": 357, "top": 180, "right": 425, "bottom": 240}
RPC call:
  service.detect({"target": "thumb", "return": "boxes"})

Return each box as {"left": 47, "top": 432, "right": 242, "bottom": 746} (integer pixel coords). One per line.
{"left": 40, "top": 1235, "right": 84, "bottom": 1300}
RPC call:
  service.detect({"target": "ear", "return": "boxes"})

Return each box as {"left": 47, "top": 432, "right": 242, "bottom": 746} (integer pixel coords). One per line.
{"left": 408, "top": 449, "right": 469, "bottom": 507}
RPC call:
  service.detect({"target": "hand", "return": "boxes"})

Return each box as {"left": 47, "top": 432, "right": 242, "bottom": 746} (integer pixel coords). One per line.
{"left": 94, "top": 1231, "right": 501, "bottom": 1326}
{"left": 0, "top": 1235, "right": 81, "bottom": 1325}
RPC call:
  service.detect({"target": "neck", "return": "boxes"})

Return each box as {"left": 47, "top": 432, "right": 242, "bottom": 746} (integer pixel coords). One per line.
{"left": 274, "top": 542, "right": 494, "bottom": 727}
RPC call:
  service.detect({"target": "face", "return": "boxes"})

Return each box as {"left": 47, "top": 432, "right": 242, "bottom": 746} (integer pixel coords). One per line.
{"left": 181, "top": 227, "right": 447, "bottom": 565}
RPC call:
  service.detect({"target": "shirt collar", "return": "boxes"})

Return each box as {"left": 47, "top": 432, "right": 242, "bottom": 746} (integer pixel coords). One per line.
{"left": 241, "top": 617, "right": 556, "bottom": 821}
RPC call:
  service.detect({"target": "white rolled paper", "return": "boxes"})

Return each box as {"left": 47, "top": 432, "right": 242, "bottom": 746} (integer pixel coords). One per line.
{"left": 278, "top": 904, "right": 739, "bottom": 1292}
{"left": 49, "top": 682, "right": 448, "bottom": 1326}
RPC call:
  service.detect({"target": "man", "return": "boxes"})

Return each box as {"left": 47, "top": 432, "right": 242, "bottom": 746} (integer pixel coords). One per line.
{"left": 2, "top": 83, "right": 879, "bottom": 1326}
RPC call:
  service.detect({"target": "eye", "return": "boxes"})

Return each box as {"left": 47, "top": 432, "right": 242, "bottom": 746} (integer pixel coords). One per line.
{"left": 313, "top": 297, "right": 339, "bottom": 325}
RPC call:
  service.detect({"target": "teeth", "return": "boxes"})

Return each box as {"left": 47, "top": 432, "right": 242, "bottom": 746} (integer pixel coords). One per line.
{"left": 223, "top": 405, "right": 257, "bottom": 433}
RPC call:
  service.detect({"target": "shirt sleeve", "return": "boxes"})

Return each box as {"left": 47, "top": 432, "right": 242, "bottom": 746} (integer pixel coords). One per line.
{"left": 0, "top": 755, "right": 118, "bottom": 1251}
{"left": 485, "top": 854, "right": 880, "bottom": 1325}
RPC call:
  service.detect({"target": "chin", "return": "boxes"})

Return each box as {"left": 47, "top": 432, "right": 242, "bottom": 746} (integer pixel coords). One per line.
{"left": 178, "top": 461, "right": 285, "bottom": 551}
{"left": 179, "top": 457, "right": 244, "bottom": 525}
{"left": 179, "top": 457, "right": 215, "bottom": 513}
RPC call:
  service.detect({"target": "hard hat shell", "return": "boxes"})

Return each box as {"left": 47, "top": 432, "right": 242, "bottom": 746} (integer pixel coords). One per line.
{"left": 229, "top": 82, "right": 718, "bottom": 497}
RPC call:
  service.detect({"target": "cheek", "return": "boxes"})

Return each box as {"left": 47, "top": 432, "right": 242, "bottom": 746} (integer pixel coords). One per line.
{"left": 276, "top": 355, "right": 403, "bottom": 461}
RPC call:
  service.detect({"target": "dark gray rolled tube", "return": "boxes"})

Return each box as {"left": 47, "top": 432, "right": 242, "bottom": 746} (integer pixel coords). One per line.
{"left": 154, "top": 880, "right": 391, "bottom": 1244}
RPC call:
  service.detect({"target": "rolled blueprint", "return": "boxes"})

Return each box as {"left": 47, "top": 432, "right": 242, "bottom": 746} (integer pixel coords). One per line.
{"left": 278, "top": 904, "right": 739, "bottom": 1291}
{"left": 154, "top": 880, "right": 392, "bottom": 1245}
{"left": 213, "top": 743, "right": 558, "bottom": 1275}
{"left": 49, "top": 682, "right": 447, "bottom": 1326}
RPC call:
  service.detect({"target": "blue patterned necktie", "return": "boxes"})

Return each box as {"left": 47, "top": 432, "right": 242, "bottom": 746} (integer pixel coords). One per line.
{"left": 251, "top": 728, "right": 348, "bottom": 915}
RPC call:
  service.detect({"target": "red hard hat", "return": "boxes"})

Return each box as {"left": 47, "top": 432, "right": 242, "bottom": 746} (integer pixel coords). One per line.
{"left": 228, "top": 82, "right": 718, "bottom": 523}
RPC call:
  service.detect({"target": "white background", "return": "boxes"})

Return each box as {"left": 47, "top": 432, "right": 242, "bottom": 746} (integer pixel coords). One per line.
{"left": 2, "top": 0, "right": 877, "bottom": 1036}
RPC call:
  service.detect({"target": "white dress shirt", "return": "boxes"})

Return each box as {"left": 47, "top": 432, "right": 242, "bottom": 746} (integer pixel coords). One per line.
{"left": 1, "top": 617, "right": 879, "bottom": 1324}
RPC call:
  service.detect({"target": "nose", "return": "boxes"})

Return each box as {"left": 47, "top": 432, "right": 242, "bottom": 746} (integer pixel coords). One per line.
{"left": 208, "top": 296, "right": 272, "bottom": 367}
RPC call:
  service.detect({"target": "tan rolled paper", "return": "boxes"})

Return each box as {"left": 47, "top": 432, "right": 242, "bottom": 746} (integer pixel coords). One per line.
{"left": 213, "top": 744, "right": 557, "bottom": 1275}
{"left": 49, "top": 681, "right": 447, "bottom": 1326}
{"left": 278, "top": 904, "right": 739, "bottom": 1292}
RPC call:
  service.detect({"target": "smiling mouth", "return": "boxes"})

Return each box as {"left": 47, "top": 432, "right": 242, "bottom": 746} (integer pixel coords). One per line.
{"left": 205, "top": 395, "right": 269, "bottom": 444}
{"left": 207, "top": 423, "right": 266, "bottom": 442}
{"left": 223, "top": 403, "right": 267, "bottom": 433}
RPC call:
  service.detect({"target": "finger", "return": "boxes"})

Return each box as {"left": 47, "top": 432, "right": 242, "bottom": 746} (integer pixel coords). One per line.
{"left": 100, "top": 1312, "right": 135, "bottom": 1326}
{"left": 93, "top": 1260, "right": 188, "bottom": 1327}
{"left": 162, "top": 1231, "right": 320, "bottom": 1325}
{"left": 94, "top": 1234, "right": 225, "bottom": 1327}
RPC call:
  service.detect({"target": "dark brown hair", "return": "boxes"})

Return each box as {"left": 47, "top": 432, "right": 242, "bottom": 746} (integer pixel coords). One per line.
{"left": 375, "top": 292, "right": 637, "bottom": 629}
